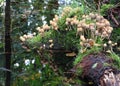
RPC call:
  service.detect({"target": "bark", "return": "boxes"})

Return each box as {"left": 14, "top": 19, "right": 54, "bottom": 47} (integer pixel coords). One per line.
{"left": 5, "top": 0, "right": 11, "bottom": 86}
{"left": 73, "top": 53, "right": 120, "bottom": 86}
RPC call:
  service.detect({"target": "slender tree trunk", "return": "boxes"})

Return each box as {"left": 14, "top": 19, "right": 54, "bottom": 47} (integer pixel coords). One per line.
{"left": 5, "top": 0, "right": 11, "bottom": 86}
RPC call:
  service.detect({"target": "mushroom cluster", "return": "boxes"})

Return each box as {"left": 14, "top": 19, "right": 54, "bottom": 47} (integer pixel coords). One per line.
{"left": 50, "top": 15, "right": 59, "bottom": 30}
{"left": 36, "top": 24, "right": 50, "bottom": 36}
{"left": 73, "top": 13, "right": 114, "bottom": 52}
{"left": 48, "top": 39, "right": 54, "bottom": 48}
{"left": 61, "top": 6, "right": 72, "bottom": 17}
{"left": 20, "top": 9, "right": 116, "bottom": 53}
{"left": 20, "top": 32, "right": 36, "bottom": 42}
{"left": 66, "top": 16, "right": 79, "bottom": 25}
{"left": 77, "top": 13, "right": 113, "bottom": 39}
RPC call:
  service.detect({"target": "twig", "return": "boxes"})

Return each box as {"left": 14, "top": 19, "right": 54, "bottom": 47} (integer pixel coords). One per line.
{"left": 83, "top": 0, "right": 96, "bottom": 11}
{"left": 110, "top": 10, "right": 119, "bottom": 25}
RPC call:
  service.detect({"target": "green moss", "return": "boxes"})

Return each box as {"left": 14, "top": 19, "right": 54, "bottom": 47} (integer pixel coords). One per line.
{"left": 108, "top": 51, "right": 120, "bottom": 69}
{"left": 26, "top": 31, "right": 52, "bottom": 47}
{"left": 27, "top": 34, "right": 42, "bottom": 45}
{"left": 74, "top": 46, "right": 102, "bottom": 65}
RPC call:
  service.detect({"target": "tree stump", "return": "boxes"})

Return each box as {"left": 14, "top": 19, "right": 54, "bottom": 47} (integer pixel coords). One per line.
{"left": 73, "top": 53, "right": 120, "bottom": 86}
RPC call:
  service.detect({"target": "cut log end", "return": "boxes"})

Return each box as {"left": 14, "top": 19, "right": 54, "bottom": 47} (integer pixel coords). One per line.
{"left": 73, "top": 52, "right": 120, "bottom": 86}
{"left": 100, "top": 69, "right": 120, "bottom": 86}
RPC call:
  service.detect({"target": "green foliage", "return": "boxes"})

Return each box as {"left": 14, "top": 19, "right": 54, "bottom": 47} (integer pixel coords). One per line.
{"left": 27, "top": 34, "right": 42, "bottom": 45}
{"left": 9, "top": 0, "right": 61, "bottom": 86}
{"left": 27, "top": 31, "right": 52, "bottom": 47}
{"left": 33, "top": 0, "right": 58, "bottom": 25}
{"left": 69, "top": 7, "right": 83, "bottom": 18}
{"left": 57, "top": 16, "right": 67, "bottom": 30}
{"left": 100, "top": 4, "right": 113, "bottom": 15}
{"left": 111, "top": 28, "right": 120, "bottom": 42}
{"left": 108, "top": 51, "right": 120, "bottom": 69}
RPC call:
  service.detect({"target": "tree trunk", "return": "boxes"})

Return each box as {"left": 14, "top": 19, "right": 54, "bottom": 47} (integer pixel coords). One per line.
{"left": 5, "top": 0, "right": 11, "bottom": 86}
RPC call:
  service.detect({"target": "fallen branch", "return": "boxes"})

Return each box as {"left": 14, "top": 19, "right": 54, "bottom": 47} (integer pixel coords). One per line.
{"left": 110, "top": 10, "right": 119, "bottom": 25}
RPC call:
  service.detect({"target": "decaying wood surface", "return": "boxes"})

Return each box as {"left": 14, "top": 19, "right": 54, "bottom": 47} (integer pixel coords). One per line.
{"left": 100, "top": 69, "right": 120, "bottom": 86}
{"left": 73, "top": 53, "right": 120, "bottom": 86}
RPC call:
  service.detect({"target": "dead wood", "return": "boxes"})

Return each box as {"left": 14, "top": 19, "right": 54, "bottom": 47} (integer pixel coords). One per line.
{"left": 73, "top": 53, "right": 120, "bottom": 86}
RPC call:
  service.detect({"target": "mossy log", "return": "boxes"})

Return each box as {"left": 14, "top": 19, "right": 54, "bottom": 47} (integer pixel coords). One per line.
{"left": 73, "top": 53, "right": 120, "bottom": 86}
